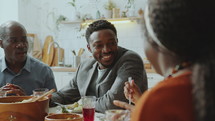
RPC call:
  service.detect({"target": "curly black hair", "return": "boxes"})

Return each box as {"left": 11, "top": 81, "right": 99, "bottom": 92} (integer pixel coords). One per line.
{"left": 147, "top": 0, "right": 215, "bottom": 121}
{"left": 148, "top": 0, "right": 215, "bottom": 61}
{"left": 85, "top": 20, "right": 117, "bottom": 43}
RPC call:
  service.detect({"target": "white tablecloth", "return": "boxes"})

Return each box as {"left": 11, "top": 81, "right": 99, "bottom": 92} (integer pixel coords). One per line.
{"left": 49, "top": 106, "right": 105, "bottom": 121}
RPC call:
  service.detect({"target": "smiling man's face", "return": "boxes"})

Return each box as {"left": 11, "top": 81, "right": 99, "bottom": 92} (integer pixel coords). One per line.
{"left": 87, "top": 29, "right": 118, "bottom": 69}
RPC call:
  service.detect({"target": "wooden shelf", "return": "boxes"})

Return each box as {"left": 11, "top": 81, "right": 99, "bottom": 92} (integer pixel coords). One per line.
{"left": 60, "top": 17, "right": 141, "bottom": 24}
{"left": 61, "top": 21, "right": 82, "bottom": 24}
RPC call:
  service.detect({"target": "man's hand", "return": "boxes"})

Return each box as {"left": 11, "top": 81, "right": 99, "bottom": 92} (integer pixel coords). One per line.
{"left": 1, "top": 83, "right": 26, "bottom": 96}
{"left": 113, "top": 100, "right": 134, "bottom": 111}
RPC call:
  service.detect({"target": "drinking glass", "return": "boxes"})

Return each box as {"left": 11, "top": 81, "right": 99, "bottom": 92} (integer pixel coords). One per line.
{"left": 73, "top": 56, "right": 81, "bottom": 68}
{"left": 0, "top": 90, "right": 6, "bottom": 98}
{"left": 82, "top": 96, "right": 96, "bottom": 121}
{"left": 105, "top": 109, "right": 131, "bottom": 121}
{"left": 33, "top": 88, "right": 48, "bottom": 97}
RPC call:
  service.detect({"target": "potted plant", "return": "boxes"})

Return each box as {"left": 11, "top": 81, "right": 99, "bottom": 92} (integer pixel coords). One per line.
{"left": 68, "top": 0, "right": 80, "bottom": 20}
{"left": 125, "top": 0, "right": 135, "bottom": 17}
{"left": 125, "top": 0, "right": 135, "bottom": 9}
{"left": 56, "top": 15, "right": 67, "bottom": 30}
{"left": 104, "top": 0, "right": 116, "bottom": 18}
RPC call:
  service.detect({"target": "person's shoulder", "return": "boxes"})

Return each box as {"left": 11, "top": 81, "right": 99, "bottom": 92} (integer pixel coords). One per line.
{"left": 28, "top": 56, "right": 50, "bottom": 68}
{"left": 79, "top": 56, "right": 96, "bottom": 69}
{"left": 148, "top": 73, "right": 192, "bottom": 100}
{"left": 124, "top": 50, "right": 141, "bottom": 58}
{"left": 119, "top": 47, "right": 141, "bottom": 58}
{"left": 118, "top": 47, "right": 142, "bottom": 62}
{"left": 140, "top": 75, "right": 193, "bottom": 118}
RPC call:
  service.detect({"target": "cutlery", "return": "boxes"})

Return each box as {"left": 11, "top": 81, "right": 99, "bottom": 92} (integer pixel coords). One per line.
{"left": 128, "top": 77, "right": 132, "bottom": 105}
{"left": 29, "top": 89, "right": 56, "bottom": 102}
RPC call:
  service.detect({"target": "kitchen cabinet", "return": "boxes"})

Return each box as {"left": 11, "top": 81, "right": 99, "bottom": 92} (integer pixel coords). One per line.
{"left": 147, "top": 73, "right": 164, "bottom": 89}
{"left": 53, "top": 71, "right": 76, "bottom": 90}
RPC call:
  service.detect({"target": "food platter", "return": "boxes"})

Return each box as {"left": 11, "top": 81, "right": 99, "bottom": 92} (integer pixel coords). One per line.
{"left": 66, "top": 103, "right": 82, "bottom": 113}
{"left": 52, "top": 100, "right": 83, "bottom": 114}
{"left": 66, "top": 99, "right": 83, "bottom": 113}
{"left": 45, "top": 113, "right": 83, "bottom": 121}
{"left": 49, "top": 105, "right": 105, "bottom": 121}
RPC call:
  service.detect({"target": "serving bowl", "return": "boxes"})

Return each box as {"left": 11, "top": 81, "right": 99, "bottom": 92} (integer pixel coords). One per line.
{"left": 45, "top": 113, "right": 83, "bottom": 121}
{"left": 0, "top": 96, "right": 49, "bottom": 121}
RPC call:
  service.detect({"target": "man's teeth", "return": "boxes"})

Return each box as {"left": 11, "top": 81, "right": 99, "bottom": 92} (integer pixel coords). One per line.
{"left": 103, "top": 55, "right": 111, "bottom": 59}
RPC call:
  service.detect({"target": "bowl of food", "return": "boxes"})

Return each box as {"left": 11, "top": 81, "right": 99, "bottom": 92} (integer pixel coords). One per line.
{"left": 45, "top": 113, "right": 83, "bottom": 121}
{"left": 66, "top": 101, "right": 83, "bottom": 113}
{"left": 0, "top": 96, "right": 49, "bottom": 121}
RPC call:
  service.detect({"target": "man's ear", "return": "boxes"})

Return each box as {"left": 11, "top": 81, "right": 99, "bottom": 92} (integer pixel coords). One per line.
{"left": 87, "top": 44, "right": 92, "bottom": 53}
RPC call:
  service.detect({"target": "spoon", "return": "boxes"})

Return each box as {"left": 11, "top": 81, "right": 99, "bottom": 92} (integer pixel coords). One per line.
{"left": 54, "top": 102, "right": 69, "bottom": 113}
{"left": 128, "top": 77, "right": 132, "bottom": 105}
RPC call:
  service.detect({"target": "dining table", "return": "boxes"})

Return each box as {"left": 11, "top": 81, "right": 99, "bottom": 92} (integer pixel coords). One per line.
{"left": 49, "top": 106, "right": 105, "bottom": 121}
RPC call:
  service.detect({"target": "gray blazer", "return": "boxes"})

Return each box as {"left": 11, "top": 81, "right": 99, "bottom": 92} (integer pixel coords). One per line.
{"left": 51, "top": 47, "right": 148, "bottom": 113}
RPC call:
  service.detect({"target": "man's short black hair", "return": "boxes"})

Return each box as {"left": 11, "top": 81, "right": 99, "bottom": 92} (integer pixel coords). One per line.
{"left": 85, "top": 20, "right": 117, "bottom": 43}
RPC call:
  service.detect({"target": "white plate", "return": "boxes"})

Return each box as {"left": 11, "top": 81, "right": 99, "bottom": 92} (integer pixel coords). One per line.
{"left": 66, "top": 102, "right": 82, "bottom": 114}
{"left": 68, "top": 109, "right": 82, "bottom": 113}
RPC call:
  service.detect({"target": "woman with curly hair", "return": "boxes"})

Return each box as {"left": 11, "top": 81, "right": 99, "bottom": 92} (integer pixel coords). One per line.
{"left": 114, "top": 0, "right": 215, "bottom": 121}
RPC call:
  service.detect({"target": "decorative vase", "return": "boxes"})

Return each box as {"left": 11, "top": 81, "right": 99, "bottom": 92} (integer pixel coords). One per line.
{"left": 105, "top": 10, "right": 112, "bottom": 19}
{"left": 112, "top": 8, "right": 120, "bottom": 18}
{"left": 128, "top": 5, "right": 135, "bottom": 17}
{"left": 96, "top": 10, "right": 101, "bottom": 19}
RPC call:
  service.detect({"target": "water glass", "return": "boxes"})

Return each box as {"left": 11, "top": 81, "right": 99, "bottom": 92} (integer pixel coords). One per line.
{"left": 0, "top": 90, "right": 6, "bottom": 98}
{"left": 105, "top": 109, "right": 131, "bottom": 121}
{"left": 73, "top": 56, "right": 81, "bottom": 68}
{"left": 33, "top": 88, "right": 48, "bottom": 97}
{"left": 82, "top": 96, "right": 96, "bottom": 121}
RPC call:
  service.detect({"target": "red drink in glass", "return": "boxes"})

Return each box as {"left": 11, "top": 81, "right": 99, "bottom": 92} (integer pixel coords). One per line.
{"left": 83, "top": 108, "right": 95, "bottom": 121}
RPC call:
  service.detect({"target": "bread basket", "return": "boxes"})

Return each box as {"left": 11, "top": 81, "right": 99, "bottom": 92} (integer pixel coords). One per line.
{"left": 0, "top": 96, "right": 49, "bottom": 121}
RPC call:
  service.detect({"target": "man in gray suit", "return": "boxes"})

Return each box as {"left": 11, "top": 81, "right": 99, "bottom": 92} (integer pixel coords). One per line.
{"left": 51, "top": 20, "right": 148, "bottom": 113}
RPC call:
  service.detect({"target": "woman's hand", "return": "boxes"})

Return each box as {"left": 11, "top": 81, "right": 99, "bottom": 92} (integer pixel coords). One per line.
{"left": 1, "top": 83, "right": 26, "bottom": 96}
{"left": 124, "top": 80, "right": 142, "bottom": 104}
{"left": 113, "top": 100, "right": 134, "bottom": 111}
